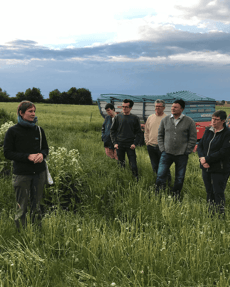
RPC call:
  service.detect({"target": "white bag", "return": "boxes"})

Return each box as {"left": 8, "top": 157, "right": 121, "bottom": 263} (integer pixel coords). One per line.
{"left": 45, "top": 160, "right": 54, "bottom": 185}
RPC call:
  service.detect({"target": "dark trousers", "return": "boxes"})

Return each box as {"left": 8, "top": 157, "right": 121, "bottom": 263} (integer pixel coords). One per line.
{"left": 116, "top": 144, "right": 138, "bottom": 178}
{"left": 147, "top": 145, "right": 171, "bottom": 184}
{"left": 156, "top": 152, "right": 188, "bottom": 196}
{"left": 13, "top": 170, "right": 46, "bottom": 229}
{"left": 202, "top": 170, "right": 229, "bottom": 214}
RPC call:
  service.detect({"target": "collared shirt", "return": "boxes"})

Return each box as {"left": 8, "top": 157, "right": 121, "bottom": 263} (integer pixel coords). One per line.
{"left": 209, "top": 126, "right": 224, "bottom": 133}
{"left": 170, "top": 113, "right": 185, "bottom": 126}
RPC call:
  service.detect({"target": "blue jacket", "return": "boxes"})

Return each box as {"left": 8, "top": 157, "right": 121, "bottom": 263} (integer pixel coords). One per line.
{"left": 197, "top": 123, "right": 230, "bottom": 173}
{"left": 101, "top": 116, "right": 114, "bottom": 149}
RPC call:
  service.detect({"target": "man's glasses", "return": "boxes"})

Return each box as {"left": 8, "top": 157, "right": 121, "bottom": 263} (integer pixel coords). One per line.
{"left": 122, "top": 106, "right": 130, "bottom": 109}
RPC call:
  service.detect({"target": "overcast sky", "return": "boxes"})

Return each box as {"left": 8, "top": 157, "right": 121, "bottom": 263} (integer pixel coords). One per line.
{"left": 1, "top": 0, "right": 230, "bottom": 100}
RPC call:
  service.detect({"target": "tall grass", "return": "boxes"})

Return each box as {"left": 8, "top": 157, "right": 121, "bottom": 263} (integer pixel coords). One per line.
{"left": 1, "top": 103, "right": 230, "bottom": 286}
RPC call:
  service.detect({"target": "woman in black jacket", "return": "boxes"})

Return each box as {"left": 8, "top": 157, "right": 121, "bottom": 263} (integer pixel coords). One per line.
{"left": 4, "top": 101, "right": 49, "bottom": 229}
{"left": 198, "top": 110, "right": 230, "bottom": 215}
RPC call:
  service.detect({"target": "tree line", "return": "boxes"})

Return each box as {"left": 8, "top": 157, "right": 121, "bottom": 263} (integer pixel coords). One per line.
{"left": 0, "top": 87, "right": 93, "bottom": 105}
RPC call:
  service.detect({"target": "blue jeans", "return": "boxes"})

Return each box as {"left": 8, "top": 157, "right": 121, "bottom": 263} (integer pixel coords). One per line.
{"left": 156, "top": 152, "right": 188, "bottom": 195}
{"left": 116, "top": 143, "right": 138, "bottom": 178}
{"left": 147, "top": 145, "right": 171, "bottom": 184}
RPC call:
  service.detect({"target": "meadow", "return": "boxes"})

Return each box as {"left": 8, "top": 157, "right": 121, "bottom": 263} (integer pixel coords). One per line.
{"left": 1, "top": 102, "right": 230, "bottom": 286}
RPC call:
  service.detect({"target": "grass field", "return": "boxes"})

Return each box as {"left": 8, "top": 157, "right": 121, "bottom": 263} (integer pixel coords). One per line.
{"left": 1, "top": 103, "right": 230, "bottom": 286}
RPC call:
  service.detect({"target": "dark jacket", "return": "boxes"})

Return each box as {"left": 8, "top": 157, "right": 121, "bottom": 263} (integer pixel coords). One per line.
{"left": 101, "top": 115, "right": 114, "bottom": 149}
{"left": 4, "top": 123, "right": 49, "bottom": 175}
{"left": 197, "top": 123, "right": 230, "bottom": 173}
{"left": 110, "top": 113, "right": 142, "bottom": 146}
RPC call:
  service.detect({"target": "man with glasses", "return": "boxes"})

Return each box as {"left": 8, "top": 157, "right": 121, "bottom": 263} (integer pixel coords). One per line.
{"left": 110, "top": 99, "right": 142, "bottom": 180}
{"left": 145, "top": 99, "right": 171, "bottom": 185}
{"left": 198, "top": 110, "right": 230, "bottom": 216}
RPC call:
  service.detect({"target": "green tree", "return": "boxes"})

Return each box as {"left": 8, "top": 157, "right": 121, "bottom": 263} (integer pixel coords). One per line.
{"left": 0, "top": 88, "right": 10, "bottom": 102}
{"left": 78, "top": 88, "right": 92, "bottom": 105}
{"left": 49, "top": 89, "right": 61, "bottom": 104}
{"left": 16, "top": 92, "right": 26, "bottom": 102}
{"left": 25, "top": 87, "right": 44, "bottom": 102}
{"left": 67, "top": 87, "right": 79, "bottom": 104}
{"left": 47, "top": 87, "right": 92, "bottom": 104}
{"left": 60, "top": 92, "right": 71, "bottom": 104}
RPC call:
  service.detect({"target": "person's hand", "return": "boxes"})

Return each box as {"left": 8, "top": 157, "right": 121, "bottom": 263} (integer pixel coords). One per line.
{"left": 28, "top": 153, "right": 43, "bottom": 163}
{"left": 130, "top": 144, "right": 135, "bottom": 150}
{"left": 199, "top": 157, "right": 206, "bottom": 165}
{"left": 34, "top": 153, "right": 43, "bottom": 163}
{"left": 114, "top": 144, "right": 118, "bottom": 149}
{"left": 28, "top": 154, "right": 37, "bottom": 162}
{"left": 203, "top": 163, "right": 210, "bottom": 168}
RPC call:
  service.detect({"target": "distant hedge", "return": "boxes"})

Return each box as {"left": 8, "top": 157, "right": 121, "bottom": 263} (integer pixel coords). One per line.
{"left": 0, "top": 87, "right": 93, "bottom": 105}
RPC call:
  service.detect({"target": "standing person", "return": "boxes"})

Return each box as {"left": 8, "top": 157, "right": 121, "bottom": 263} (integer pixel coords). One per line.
{"left": 197, "top": 110, "right": 230, "bottom": 215}
{"left": 145, "top": 99, "right": 171, "bottom": 185}
{"left": 4, "top": 101, "right": 49, "bottom": 229}
{"left": 101, "top": 103, "right": 118, "bottom": 160}
{"left": 156, "top": 99, "right": 197, "bottom": 198}
{"left": 110, "top": 99, "right": 142, "bottom": 180}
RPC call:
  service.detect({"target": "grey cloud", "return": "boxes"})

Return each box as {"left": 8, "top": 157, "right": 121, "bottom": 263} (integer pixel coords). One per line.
{"left": 1, "top": 28, "right": 230, "bottom": 62}
{"left": 139, "top": 26, "right": 230, "bottom": 54}
{"left": 176, "top": 0, "right": 230, "bottom": 22}
{"left": 6, "top": 40, "right": 38, "bottom": 47}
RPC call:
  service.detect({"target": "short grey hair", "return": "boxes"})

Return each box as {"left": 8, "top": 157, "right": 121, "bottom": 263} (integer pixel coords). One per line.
{"left": 155, "top": 99, "right": 165, "bottom": 107}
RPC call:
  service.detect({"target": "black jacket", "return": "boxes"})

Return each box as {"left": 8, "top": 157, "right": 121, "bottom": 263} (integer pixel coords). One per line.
{"left": 4, "top": 123, "right": 49, "bottom": 175}
{"left": 197, "top": 123, "right": 230, "bottom": 173}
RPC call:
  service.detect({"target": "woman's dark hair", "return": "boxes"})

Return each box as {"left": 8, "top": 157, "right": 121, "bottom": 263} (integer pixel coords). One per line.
{"left": 173, "top": 99, "right": 185, "bottom": 109}
{"left": 17, "top": 101, "right": 36, "bottom": 115}
{"left": 212, "top": 110, "right": 227, "bottom": 121}
{"left": 123, "top": 99, "right": 134, "bottom": 108}
{"left": 105, "top": 103, "right": 115, "bottom": 111}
